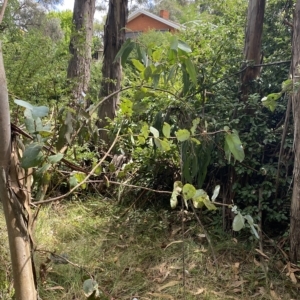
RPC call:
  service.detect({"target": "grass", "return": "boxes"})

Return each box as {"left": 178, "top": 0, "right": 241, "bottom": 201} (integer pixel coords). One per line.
{"left": 0, "top": 197, "right": 299, "bottom": 299}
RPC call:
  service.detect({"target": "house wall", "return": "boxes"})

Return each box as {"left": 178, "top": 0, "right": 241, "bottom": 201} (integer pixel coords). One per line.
{"left": 126, "top": 14, "right": 176, "bottom": 33}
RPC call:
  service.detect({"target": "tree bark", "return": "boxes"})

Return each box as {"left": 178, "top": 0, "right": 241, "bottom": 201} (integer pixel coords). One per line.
{"left": 97, "top": 0, "right": 128, "bottom": 143}
{"left": 67, "top": 0, "right": 95, "bottom": 104}
{"left": 290, "top": 0, "right": 300, "bottom": 263}
{"left": 0, "top": 43, "right": 37, "bottom": 299}
{"left": 240, "top": 0, "right": 265, "bottom": 100}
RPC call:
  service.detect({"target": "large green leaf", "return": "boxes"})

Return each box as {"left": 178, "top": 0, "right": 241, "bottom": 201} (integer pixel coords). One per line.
{"left": 114, "top": 39, "right": 135, "bottom": 66}
{"left": 14, "top": 99, "right": 33, "bottom": 110}
{"left": 131, "top": 59, "right": 145, "bottom": 72}
{"left": 232, "top": 212, "right": 245, "bottom": 231}
{"left": 150, "top": 126, "right": 159, "bottom": 138}
{"left": 21, "top": 143, "right": 43, "bottom": 168}
{"left": 225, "top": 129, "right": 245, "bottom": 162}
{"left": 184, "top": 58, "right": 197, "bottom": 85}
{"left": 170, "top": 36, "right": 178, "bottom": 51}
{"left": 182, "top": 183, "right": 196, "bottom": 208}
{"left": 178, "top": 40, "right": 192, "bottom": 53}
{"left": 176, "top": 129, "right": 190, "bottom": 142}
{"left": 48, "top": 153, "right": 64, "bottom": 164}
{"left": 83, "top": 279, "right": 99, "bottom": 298}
{"left": 163, "top": 122, "right": 171, "bottom": 138}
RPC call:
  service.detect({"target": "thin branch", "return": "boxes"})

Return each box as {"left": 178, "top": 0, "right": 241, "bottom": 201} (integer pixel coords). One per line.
{"left": 34, "top": 129, "right": 121, "bottom": 205}
{"left": 87, "top": 179, "right": 172, "bottom": 194}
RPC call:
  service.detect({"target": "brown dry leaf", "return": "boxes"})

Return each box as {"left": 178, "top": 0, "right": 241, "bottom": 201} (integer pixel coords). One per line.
{"left": 231, "top": 280, "right": 248, "bottom": 288}
{"left": 191, "top": 288, "right": 205, "bottom": 295}
{"left": 163, "top": 240, "right": 183, "bottom": 250}
{"left": 232, "top": 288, "right": 242, "bottom": 293}
{"left": 270, "top": 289, "right": 281, "bottom": 300}
{"left": 232, "top": 238, "right": 238, "bottom": 243}
{"left": 232, "top": 262, "right": 240, "bottom": 275}
{"left": 158, "top": 281, "right": 181, "bottom": 291}
{"left": 255, "top": 248, "right": 270, "bottom": 259}
{"left": 147, "top": 292, "right": 174, "bottom": 299}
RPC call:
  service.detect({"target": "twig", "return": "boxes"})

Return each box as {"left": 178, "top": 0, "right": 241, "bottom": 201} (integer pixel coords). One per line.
{"left": 33, "top": 129, "right": 121, "bottom": 205}
{"left": 87, "top": 179, "right": 172, "bottom": 194}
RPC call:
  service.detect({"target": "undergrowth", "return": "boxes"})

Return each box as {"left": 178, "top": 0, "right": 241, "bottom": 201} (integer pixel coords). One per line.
{"left": 0, "top": 197, "right": 298, "bottom": 299}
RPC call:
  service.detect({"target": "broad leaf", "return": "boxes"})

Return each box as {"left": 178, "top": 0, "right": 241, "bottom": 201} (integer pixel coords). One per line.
{"left": 232, "top": 212, "right": 245, "bottom": 231}
{"left": 176, "top": 129, "right": 190, "bottom": 142}
{"left": 163, "top": 122, "right": 171, "bottom": 138}
{"left": 225, "top": 129, "right": 245, "bottom": 162}
{"left": 182, "top": 183, "right": 196, "bottom": 208}
{"left": 184, "top": 58, "right": 197, "bottom": 85}
{"left": 170, "top": 36, "right": 178, "bottom": 51}
{"left": 131, "top": 59, "right": 145, "bottom": 72}
{"left": 192, "top": 189, "right": 207, "bottom": 208}
{"left": 244, "top": 215, "right": 259, "bottom": 239}
{"left": 178, "top": 40, "right": 192, "bottom": 53}
{"left": 114, "top": 39, "right": 135, "bottom": 66}
{"left": 83, "top": 279, "right": 99, "bottom": 297}
{"left": 150, "top": 126, "right": 159, "bottom": 138}
{"left": 48, "top": 153, "right": 64, "bottom": 164}
{"left": 14, "top": 99, "right": 33, "bottom": 110}
{"left": 202, "top": 198, "right": 217, "bottom": 210}
{"left": 21, "top": 143, "right": 43, "bottom": 168}
{"left": 31, "top": 106, "right": 49, "bottom": 119}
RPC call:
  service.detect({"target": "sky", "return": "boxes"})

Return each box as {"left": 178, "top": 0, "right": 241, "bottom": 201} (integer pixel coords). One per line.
{"left": 56, "top": 0, "right": 105, "bottom": 21}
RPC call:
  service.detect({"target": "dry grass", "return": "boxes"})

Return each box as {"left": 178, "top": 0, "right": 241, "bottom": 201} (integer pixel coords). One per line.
{"left": 0, "top": 198, "right": 299, "bottom": 299}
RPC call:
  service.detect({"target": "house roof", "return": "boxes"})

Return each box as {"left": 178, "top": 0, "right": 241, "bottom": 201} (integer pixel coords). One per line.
{"left": 127, "top": 9, "right": 183, "bottom": 30}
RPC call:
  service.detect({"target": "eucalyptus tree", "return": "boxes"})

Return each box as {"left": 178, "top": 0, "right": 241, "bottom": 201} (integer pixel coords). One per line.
{"left": 97, "top": 0, "right": 128, "bottom": 143}
{"left": 290, "top": 0, "right": 300, "bottom": 263}
{"left": 67, "top": 0, "right": 95, "bottom": 103}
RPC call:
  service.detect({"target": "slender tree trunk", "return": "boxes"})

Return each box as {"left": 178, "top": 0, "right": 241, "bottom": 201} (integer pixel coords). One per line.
{"left": 240, "top": 0, "right": 266, "bottom": 100}
{"left": 0, "top": 43, "right": 37, "bottom": 299}
{"left": 290, "top": 0, "right": 300, "bottom": 263}
{"left": 97, "top": 0, "right": 128, "bottom": 143}
{"left": 67, "top": 0, "right": 95, "bottom": 104}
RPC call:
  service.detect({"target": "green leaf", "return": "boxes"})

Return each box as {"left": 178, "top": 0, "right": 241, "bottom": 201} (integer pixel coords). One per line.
{"left": 170, "top": 36, "right": 178, "bottom": 51}
{"left": 159, "top": 138, "right": 171, "bottom": 151}
{"left": 225, "top": 129, "right": 245, "bottom": 162}
{"left": 131, "top": 59, "right": 145, "bottom": 72}
{"left": 190, "top": 137, "right": 200, "bottom": 145}
{"left": 114, "top": 39, "right": 134, "bottom": 65}
{"left": 150, "top": 126, "right": 159, "bottom": 138}
{"left": 232, "top": 212, "right": 245, "bottom": 231}
{"left": 192, "top": 189, "right": 207, "bottom": 208}
{"left": 261, "top": 93, "right": 281, "bottom": 112}
{"left": 152, "top": 48, "right": 162, "bottom": 61}
{"left": 120, "top": 98, "right": 133, "bottom": 117}
{"left": 202, "top": 197, "right": 217, "bottom": 210}
{"left": 178, "top": 40, "right": 192, "bottom": 53}
{"left": 182, "top": 183, "right": 196, "bottom": 208}
{"left": 170, "top": 181, "right": 183, "bottom": 209}
{"left": 184, "top": 58, "right": 197, "bottom": 85}
{"left": 21, "top": 143, "right": 43, "bottom": 168}
{"left": 244, "top": 215, "right": 259, "bottom": 239}
{"left": 31, "top": 106, "right": 49, "bottom": 119}
{"left": 163, "top": 122, "right": 171, "bottom": 138}
{"left": 74, "top": 172, "right": 87, "bottom": 189}
{"left": 48, "top": 153, "right": 64, "bottom": 164}
{"left": 176, "top": 129, "right": 190, "bottom": 142}
{"left": 282, "top": 79, "right": 292, "bottom": 92}
{"left": 144, "top": 65, "right": 152, "bottom": 80}
{"left": 140, "top": 123, "right": 149, "bottom": 139}
{"left": 14, "top": 99, "right": 33, "bottom": 110}
{"left": 83, "top": 279, "right": 99, "bottom": 298}
{"left": 69, "top": 175, "right": 78, "bottom": 188}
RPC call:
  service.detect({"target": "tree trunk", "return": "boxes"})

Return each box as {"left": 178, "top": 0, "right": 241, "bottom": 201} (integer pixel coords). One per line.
{"left": 0, "top": 43, "right": 37, "bottom": 299}
{"left": 67, "top": 0, "right": 95, "bottom": 104}
{"left": 240, "top": 0, "right": 265, "bottom": 100}
{"left": 290, "top": 0, "right": 300, "bottom": 263}
{"left": 97, "top": 0, "right": 128, "bottom": 143}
